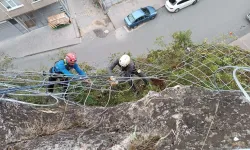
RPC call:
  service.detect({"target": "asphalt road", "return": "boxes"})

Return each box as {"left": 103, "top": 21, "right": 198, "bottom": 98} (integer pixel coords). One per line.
{"left": 12, "top": 0, "right": 250, "bottom": 71}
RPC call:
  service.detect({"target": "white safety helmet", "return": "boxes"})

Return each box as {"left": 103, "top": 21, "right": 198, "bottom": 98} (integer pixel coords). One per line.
{"left": 119, "top": 54, "right": 131, "bottom": 67}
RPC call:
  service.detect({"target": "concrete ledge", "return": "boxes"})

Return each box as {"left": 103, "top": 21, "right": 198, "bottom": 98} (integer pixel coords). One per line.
{"left": 230, "top": 33, "right": 250, "bottom": 50}
{"left": 0, "top": 24, "right": 81, "bottom": 58}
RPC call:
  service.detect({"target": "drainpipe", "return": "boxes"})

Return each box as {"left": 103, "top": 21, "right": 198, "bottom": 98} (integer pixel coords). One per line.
{"left": 59, "top": 0, "right": 70, "bottom": 17}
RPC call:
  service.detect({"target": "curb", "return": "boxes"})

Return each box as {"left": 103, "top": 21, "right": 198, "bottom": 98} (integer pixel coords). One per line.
{"left": 105, "top": 12, "right": 116, "bottom": 30}
{"left": 16, "top": 41, "right": 81, "bottom": 59}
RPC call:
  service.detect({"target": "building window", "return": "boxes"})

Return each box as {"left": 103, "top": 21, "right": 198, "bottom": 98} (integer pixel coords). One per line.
{"left": 0, "top": 0, "right": 23, "bottom": 11}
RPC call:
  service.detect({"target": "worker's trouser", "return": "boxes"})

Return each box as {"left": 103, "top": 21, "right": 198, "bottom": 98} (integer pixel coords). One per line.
{"left": 47, "top": 67, "right": 69, "bottom": 98}
{"left": 120, "top": 70, "right": 149, "bottom": 92}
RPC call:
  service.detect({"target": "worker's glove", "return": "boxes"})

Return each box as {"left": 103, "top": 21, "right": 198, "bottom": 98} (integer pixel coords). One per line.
{"left": 80, "top": 77, "right": 92, "bottom": 84}
{"left": 110, "top": 80, "right": 118, "bottom": 86}
{"left": 109, "top": 76, "right": 118, "bottom": 86}
{"left": 110, "top": 76, "right": 116, "bottom": 81}
{"left": 42, "top": 71, "right": 47, "bottom": 76}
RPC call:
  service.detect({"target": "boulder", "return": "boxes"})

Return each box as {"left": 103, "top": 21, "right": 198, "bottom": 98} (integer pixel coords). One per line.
{"left": 1, "top": 86, "right": 250, "bottom": 149}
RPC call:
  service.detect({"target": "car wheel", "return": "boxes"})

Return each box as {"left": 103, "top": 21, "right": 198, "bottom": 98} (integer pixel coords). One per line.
{"left": 192, "top": 0, "right": 197, "bottom": 5}
{"left": 175, "top": 8, "right": 180, "bottom": 13}
{"left": 133, "top": 25, "right": 138, "bottom": 29}
{"left": 150, "top": 16, "right": 155, "bottom": 20}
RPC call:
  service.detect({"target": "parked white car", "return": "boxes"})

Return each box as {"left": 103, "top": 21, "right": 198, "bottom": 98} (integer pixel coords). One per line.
{"left": 165, "top": 0, "right": 198, "bottom": 13}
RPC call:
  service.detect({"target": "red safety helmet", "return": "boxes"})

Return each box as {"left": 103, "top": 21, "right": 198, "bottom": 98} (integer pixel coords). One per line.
{"left": 65, "top": 52, "right": 77, "bottom": 65}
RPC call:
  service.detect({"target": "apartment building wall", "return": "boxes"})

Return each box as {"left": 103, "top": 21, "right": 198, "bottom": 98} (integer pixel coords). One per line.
{"left": 0, "top": 0, "right": 58, "bottom": 22}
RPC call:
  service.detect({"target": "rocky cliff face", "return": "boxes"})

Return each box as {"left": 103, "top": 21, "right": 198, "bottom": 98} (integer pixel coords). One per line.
{"left": 1, "top": 86, "right": 250, "bottom": 150}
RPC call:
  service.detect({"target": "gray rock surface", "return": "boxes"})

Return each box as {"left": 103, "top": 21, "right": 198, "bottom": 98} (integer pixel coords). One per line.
{"left": 1, "top": 86, "right": 250, "bottom": 150}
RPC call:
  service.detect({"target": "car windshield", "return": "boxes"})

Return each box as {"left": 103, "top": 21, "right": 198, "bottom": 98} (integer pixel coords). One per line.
{"left": 141, "top": 8, "right": 150, "bottom": 16}
{"left": 127, "top": 14, "right": 135, "bottom": 23}
{"left": 169, "top": 0, "right": 177, "bottom": 5}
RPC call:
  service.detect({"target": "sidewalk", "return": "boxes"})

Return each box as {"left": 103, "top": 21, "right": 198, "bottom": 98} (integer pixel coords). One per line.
{"left": 68, "top": 0, "right": 114, "bottom": 39}
{"left": 0, "top": 25, "right": 80, "bottom": 58}
{"left": 107, "top": 0, "right": 165, "bottom": 29}
{"left": 230, "top": 33, "right": 250, "bottom": 50}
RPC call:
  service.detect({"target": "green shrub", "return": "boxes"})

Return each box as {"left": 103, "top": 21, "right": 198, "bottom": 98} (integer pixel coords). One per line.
{"left": 2, "top": 31, "right": 250, "bottom": 106}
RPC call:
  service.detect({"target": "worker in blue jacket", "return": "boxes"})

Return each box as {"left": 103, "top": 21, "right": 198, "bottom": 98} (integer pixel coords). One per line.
{"left": 47, "top": 52, "right": 89, "bottom": 97}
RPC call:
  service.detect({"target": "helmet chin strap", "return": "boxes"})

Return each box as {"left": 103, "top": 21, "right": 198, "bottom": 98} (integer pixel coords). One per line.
{"left": 64, "top": 59, "right": 74, "bottom": 66}
{"left": 64, "top": 59, "right": 67, "bottom": 65}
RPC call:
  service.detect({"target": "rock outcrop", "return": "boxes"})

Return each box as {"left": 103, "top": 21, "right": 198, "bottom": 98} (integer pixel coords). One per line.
{"left": 1, "top": 86, "right": 250, "bottom": 150}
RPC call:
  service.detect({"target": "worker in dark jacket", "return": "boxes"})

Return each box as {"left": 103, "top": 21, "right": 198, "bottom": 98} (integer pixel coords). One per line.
{"left": 47, "top": 52, "right": 88, "bottom": 97}
{"left": 108, "top": 54, "right": 148, "bottom": 92}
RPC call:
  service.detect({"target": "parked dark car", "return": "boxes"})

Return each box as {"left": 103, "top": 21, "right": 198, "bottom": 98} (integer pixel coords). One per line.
{"left": 124, "top": 6, "right": 157, "bottom": 29}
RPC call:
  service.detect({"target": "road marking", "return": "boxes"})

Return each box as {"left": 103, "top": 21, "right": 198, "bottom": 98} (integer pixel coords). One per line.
{"left": 123, "top": 23, "right": 146, "bottom": 33}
